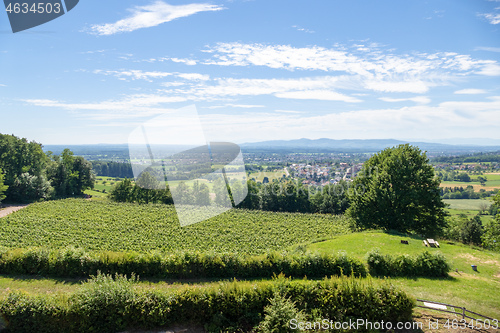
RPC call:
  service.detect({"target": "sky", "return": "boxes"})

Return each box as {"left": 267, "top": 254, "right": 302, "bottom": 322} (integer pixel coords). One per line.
{"left": 1, "top": 0, "right": 500, "bottom": 145}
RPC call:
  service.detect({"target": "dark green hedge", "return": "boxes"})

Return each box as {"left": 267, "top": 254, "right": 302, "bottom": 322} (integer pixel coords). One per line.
{"left": 366, "top": 249, "right": 450, "bottom": 277}
{"left": 0, "top": 274, "right": 415, "bottom": 333}
{"left": 0, "top": 247, "right": 366, "bottom": 279}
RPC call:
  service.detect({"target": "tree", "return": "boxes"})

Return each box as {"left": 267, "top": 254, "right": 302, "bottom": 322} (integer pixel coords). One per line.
{"left": 192, "top": 181, "right": 210, "bottom": 206}
{"left": 172, "top": 181, "right": 194, "bottom": 205}
{"left": 109, "top": 178, "right": 134, "bottom": 203}
{"left": 482, "top": 218, "right": 500, "bottom": 251}
{"left": 347, "top": 144, "right": 446, "bottom": 236}
{"left": 46, "top": 149, "right": 95, "bottom": 197}
{"left": 461, "top": 215, "right": 483, "bottom": 245}
{"left": 0, "top": 134, "right": 48, "bottom": 201}
{"left": 0, "top": 169, "right": 8, "bottom": 203}
{"left": 9, "top": 173, "right": 52, "bottom": 203}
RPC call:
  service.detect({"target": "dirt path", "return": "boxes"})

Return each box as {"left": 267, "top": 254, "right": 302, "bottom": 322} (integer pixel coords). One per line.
{"left": 0, "top": 204, "right": 29, "bottom": 218}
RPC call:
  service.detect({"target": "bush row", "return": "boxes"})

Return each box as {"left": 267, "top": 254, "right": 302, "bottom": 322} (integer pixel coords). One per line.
{"left": 0, "top": 273, "right": 415, "bottom": 333}
{"left": 0, "top": 247, "right": 367, "bottom": 279}
{"left": 366, "top": 249, "right": 450, "bottom": 277}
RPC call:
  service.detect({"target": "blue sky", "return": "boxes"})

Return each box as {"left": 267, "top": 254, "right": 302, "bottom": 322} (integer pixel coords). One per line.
{"left": 1, "top": 0, "right": 500, "bottom": 145}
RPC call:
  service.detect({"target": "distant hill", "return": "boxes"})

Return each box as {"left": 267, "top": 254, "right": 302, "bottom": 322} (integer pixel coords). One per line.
{"left": 240, "top": 138, "right": 500, "bottom": 153}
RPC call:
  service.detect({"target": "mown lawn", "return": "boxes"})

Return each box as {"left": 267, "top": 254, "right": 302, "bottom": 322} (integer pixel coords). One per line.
{"left": 306, "top": 231, "right": 500, "bottom": 319}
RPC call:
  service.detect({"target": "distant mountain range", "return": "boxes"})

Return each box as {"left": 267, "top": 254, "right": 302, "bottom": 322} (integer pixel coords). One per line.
{"left": 240, "top": 138, "right": 500, "bottom": 154}
{"left": 43, "top": 139, "right": 500, "bottom": 158}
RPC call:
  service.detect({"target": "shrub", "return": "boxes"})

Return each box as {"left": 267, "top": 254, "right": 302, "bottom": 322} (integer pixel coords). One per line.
{"left": 69, "top": 273, "right": 138, "bottom": 333}
{"left": 257, "top": 292, "right": 306, "bottom": 333}
{"left": 0, "top": 275, "right": 415, "bottom": 333}
{"left": 366, "top": 249, "right": 450, "bottom": 277}
{"left": 0, "top": 248, "right": 366, "bottom": 280}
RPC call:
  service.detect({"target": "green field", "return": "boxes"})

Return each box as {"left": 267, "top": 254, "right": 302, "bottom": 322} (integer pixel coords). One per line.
{"left": 443, "top": 199, "right": 496, "bottom": 225}
{"left": 440, "top": 173, "right": 500, "bottom": 192}
{"left": 248, "top": 169, "right": 287, "bottom": 182}
{"left": 443, "top": 199, "right": 492, "bottom": 210}
{"left": 0, "top": 199, "right": 349, "bottom": 254}
{"left": 307, "top": 231, "right": 500, "bottom": 319}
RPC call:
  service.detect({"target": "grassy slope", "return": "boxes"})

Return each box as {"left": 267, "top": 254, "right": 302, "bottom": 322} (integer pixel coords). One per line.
{"left": 307, "top": 231, "right": 500, "bottom": 319}
{"left": 0, "top": 199, "right": 349, "bottom": 254}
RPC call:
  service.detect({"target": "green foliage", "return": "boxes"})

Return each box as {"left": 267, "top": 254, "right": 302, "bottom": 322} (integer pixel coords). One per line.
{"left": 8, "top": 173, "right": 52, "bottom": 203}
{"left": 0, "top": 169, "right": 8, "bottom": 202}
{"left": 461, "top": 215, "right": 483, "bottom": 245}
{"left": 0, "top": 247, "right": 366, "bottom": 279}
{"left": 0, "top": 199, "right": 349, "bottom": 254}
{"left": 482, "top": 216, "right": 500, "bottom": 251}
{"left": 366, "top": 249, "right": 450, "bottom": 277}
{"left": 444, "top": 214, "right": 484, "bottom": 246}
{"left": 0, "top": 133, "right": 48, "bottom": 202}
{"left": 46, "top": 149, "right": 95, "bottom": 197}
{"left": 257, "top": 292, "right": 306, "bottom": 333}
{"left": 0, "top": 275, "right": 414, "bottom": 333}
{"left": 348, "top": 144, "right": 446, "bottom": 236}
{"left": 71, "top": 273, "right": 137, "bottom": 332}
{"left": 310, "top": 181, "right": 350, "bottom": 215}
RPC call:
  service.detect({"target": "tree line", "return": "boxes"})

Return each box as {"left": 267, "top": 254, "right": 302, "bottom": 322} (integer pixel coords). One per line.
{"left": 0, "top": 134, "right": 95, "bottom": 203}
{"left": 91, "top": 161, "right": 134, "bottom": 179}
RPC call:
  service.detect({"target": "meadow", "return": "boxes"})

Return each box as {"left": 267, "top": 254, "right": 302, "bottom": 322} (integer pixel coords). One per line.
{"left": 440, "top": 172, "right": 500, "bottom": 192}
{"left": 0, "top": 199, "right": 349, "bottom": 254}
{"left": 307, "top": 231, "right": 500, "bottom": 319}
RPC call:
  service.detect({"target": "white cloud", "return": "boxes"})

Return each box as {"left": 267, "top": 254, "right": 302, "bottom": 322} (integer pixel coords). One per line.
{"left": 200, "top": 42, "right": 496, "bottom": 77}
{"left": 379, "top": 96, "right": 431, "bottom": 104}
{"left": 364, "top": 79, "right": 430, "bottom": 93}
{"left": 89, "top": 1, "right": 225, "bottom": 35}
{"left": 93, "top": 69, "right": 210, "bottom": 82}
{"left": 292, "top": 25, "right": 315, "bottom": 33}
{"left": 168, "top": 76, "right": 362, "bottom": 101}
{"left": 475, "top": 46, "right": 500, "bottom": 53}
{"left": 205, "top": 104, "right": 265, "bottom": 109}
{"left": 169, "top": 57, "right": 198, "bottom": 66}
{"left": 24, "top": 94, "right": 188, "bottom": 120}
{"left": 176, "top": 73, "right": 210, "bottom": 81}
{"left": 198, "top": 97, "right": 500, "bottom": 143}
{"left": 275, "top": 90, "right": 361, "bottom": 103}
{"left": 275, "top": 110, "right": 303, "bottom": 114}
{"left": 480, "top": 12, "right": 500, "bottom": 24}
{"left": 477, "top": 63, "right": 500, "bottom": 76}
{"left": 94, "top": 69, "right": 172, "bottom": 81}
{"left": 454, "top": 89, "right": 487, "bottom": 95}
{"left": 0, "top": 84, "right": 6, "bottom": 87}
{"left": 159, "top": 42, "right": 500, "bottom": 94}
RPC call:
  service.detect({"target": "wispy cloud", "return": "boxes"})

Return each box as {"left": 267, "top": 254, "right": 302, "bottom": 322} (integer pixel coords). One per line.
{"left": 93, "top": 69, "right": 209, "bottom": 82}
{"left": 89, "top": 1, "right": 225, "bottom": 35}
{"left": 475, "top": 46, "right": 500, "bottom": 53}
{"left": 157, "top": 42, "right": 500, "bottom": 94}
{"left": 274, "top": 90, "right": 361, "bottom": 102}
{"left": 479, "top": 12, "right": 500, "bottom": 24}
{"left": 454, "top": 89, "right": 487, "bottom": 95}
{"left": 292, "top": 25, "right": 315, "bottom": 33}
{"left": 205, "top": 104, "right": 265, "bottom": 109}
{"left": 94, "top": 69, "right": 173, "bottom": 81}
{"left": 379, "top": 96, "right": 431, "bottom": 104}
{"left": 24, "top": 94, "right": 188, "bottom": 120}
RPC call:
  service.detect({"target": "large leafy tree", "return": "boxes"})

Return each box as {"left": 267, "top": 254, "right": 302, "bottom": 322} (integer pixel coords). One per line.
{"left": 0, "top": 169, "right": 8, "bottom": 203}
{"left": 347, "top": 144, "right": 446, "bottom": 236}
{"left": 0, "top": 134, "right": 48, "bottom": 201}
{"left": 46, "top": 149, "right": 95, "bottom": 197}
